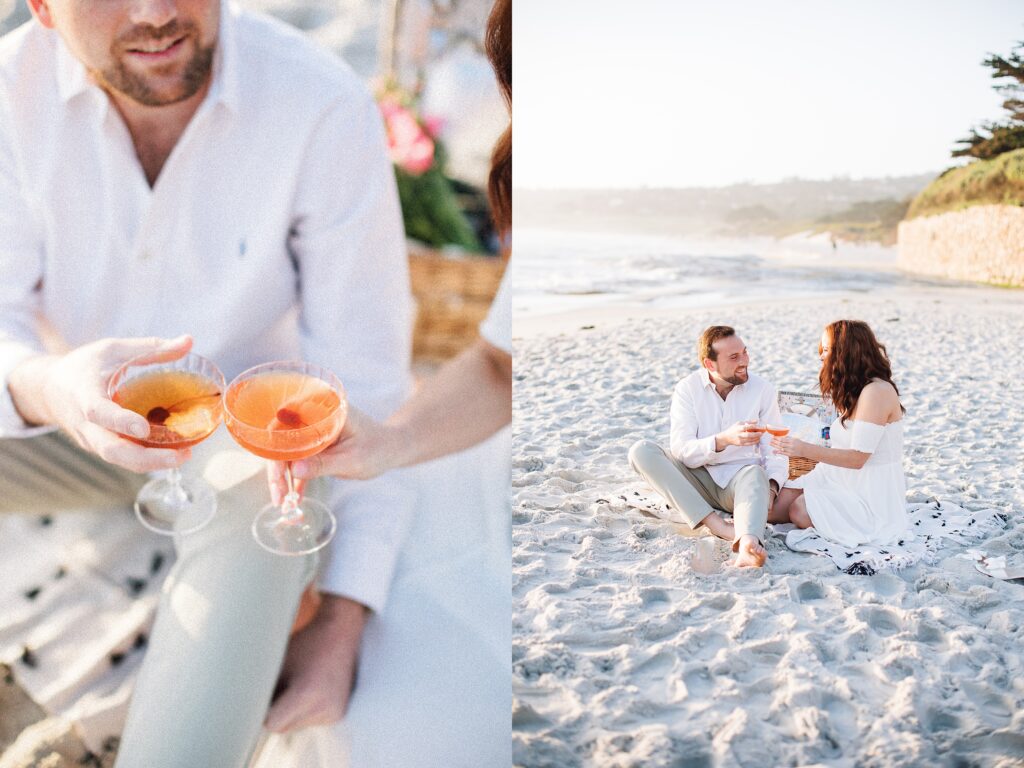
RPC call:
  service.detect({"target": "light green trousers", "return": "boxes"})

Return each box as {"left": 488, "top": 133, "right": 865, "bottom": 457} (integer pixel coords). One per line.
{"left": 0, "top": 429, "right": 314, "bottom": 768}
{"left": 628, "top": 439, "right": 768, "bottom": 544}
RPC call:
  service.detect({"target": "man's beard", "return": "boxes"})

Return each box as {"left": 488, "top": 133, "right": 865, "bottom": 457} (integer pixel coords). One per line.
{"left": 98, "top": 21, "right": 215, "bottom": 107}
{"left": 724, "top": 370, "right": 749, "bottom": 386}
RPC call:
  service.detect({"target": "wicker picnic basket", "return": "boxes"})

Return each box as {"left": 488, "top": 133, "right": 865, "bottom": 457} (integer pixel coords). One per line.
{"left": 777, "top": 389, "right": 832, "bottom": 480}
{"left": 408, "top": 249, "right": 507, "bottom": 364}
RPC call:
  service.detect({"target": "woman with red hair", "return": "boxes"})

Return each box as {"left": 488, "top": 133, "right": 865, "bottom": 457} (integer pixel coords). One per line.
{"left": 770, "top": 320, "right": 909, "bottom": 547}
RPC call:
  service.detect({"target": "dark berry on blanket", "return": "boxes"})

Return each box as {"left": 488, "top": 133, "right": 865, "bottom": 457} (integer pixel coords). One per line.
{"left": 24, "top": 586, "right": 41, "bottom": 600}
{"left": 54, "top": 566, "right": 67, "bottom": 579}
{"left": 150, "top": 551, "right": 166, "bottom": 574}
{"left": 110, "top": 652, "right": 126, "bottom": 667}
{"left": 133, "top": 633, "right": 148, "bottom": 650}
{"left": 40, "top": 515, "right": 53, "bottom": 526}
{"left": 20, "top": 646, "right": 37, "bottom": 668}
{"left": 126, "top": 577, "right": 147, "bottom": 595}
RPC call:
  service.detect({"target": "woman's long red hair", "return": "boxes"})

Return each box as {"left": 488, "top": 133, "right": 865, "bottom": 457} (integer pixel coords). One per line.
{"left": 819, "top": 320, "right": 903, "bottom": 424}
{"left": 485, "top": 0, "right": 511, "bottom": 243}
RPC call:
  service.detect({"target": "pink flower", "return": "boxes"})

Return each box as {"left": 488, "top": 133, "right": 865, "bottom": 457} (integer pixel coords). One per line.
{"left": 379, "top": 98, "right": 435, "bottom": 175}
{"left": 422, "top": 114, "right": 445, "bottom": 139}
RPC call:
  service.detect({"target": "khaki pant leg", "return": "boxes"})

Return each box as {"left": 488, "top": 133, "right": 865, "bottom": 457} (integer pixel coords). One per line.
{"left": 718, "top": 464, "right": 769, "bottom": 545}
{"left": 627, "top": 439, "right": 725, "bottom": 529}
{"left": 114, "top": 430, "right": 315, "bottom": 768}
{"left": 0, "top": 431, "right": 144, "bottom": 514}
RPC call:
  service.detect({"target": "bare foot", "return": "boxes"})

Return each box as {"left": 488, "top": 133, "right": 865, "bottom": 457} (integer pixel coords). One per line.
{"left": 699, "top": 513, "right": 735, "bottom": 542}
{"left": 733, "top": 534, "right": 767, "bottom": 568}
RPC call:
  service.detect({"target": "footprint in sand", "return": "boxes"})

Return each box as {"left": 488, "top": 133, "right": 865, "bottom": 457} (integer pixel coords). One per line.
{"left": 633, "top": 650, "right": 675, "bottom": 678}
{"left": 700, "top": 593, "right": 737, "bottom": 612}
{"left": 639, "top": 587, "right": 671, "bottom": 607}
{"left": 747, "top": 638, "right": 789, "bottom": 660}
{"left": 793, "top": 580, "right": 825, "bottom": 602}
{"left": 961, "top": 680, "right": 1014, "bottom": 722}
{"left": 860, "top": 607, "right": 902, "bottom": 637}
{"left": 924, "top": 707, "right": 961, "bottom": 732}
{"left": 682, "top": 666, "right": 714, "bottom": 698}
{"left": 511, "top": 700, "right": 552, "bottom": 732}
{"left": 914, "top": 621, "right": 945, "bottom": 646}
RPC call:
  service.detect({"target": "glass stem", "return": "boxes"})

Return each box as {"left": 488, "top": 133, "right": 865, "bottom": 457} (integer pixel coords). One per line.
{"left": 166, "top": 466, "right": 191, "bottom": 507}
{"left": 282, "top": 462, "right": 302, "bottom": 520}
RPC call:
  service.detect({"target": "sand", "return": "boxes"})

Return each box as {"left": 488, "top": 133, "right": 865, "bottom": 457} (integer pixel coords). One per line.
{"left": 512, "top": 285, "right": 1024, "bottom": 767}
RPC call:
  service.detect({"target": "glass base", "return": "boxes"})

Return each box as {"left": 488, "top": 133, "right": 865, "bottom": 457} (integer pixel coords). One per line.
{"left": 252, "top": 498, "right": 336, "bottom": 556}
{"left": 135, "top": 475, "right": 217, "bottom": 536}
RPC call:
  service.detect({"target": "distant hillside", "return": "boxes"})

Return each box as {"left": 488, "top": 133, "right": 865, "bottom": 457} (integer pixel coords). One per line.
{"left": 907, "top": 148, "right": 1024, "bottom": 220}
{"left": 515, "top": 174, "right": 935, "bottom": 243}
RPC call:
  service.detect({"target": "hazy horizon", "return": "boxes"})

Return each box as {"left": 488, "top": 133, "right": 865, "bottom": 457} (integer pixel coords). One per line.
{"left": 513, "top": 170, "right": 938, "bottom": 193}
{"left": 516, "top": 0, "right": 1022, "bottom": 189}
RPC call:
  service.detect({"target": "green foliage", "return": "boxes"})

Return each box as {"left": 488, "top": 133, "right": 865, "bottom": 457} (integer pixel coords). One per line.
{"left": 907, "top": 148, "right": 1024, "bottom": 219}
{"left": 394, "top": 141, "right": 482, "bottom": 252}
{"left": 953, "top": 123, "right": 1024, "bottom": 160}
{"left": 953, "top": 39, "right": 1024, "bottom": 160}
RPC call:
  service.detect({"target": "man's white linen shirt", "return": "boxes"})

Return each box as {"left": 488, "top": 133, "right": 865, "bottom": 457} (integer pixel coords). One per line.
{"left": 669, "top": 369, "right": 788, "bottom": 490}
{"left": 0, "top": 7, "right": 414, "bottom": 612}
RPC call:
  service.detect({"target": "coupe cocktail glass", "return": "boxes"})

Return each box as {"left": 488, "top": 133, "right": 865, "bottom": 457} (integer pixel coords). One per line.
{"left": 223, "top": 361, "right": 347, "bottom": 556}
{"left": 108, "top": 353, "right": 225, "bottom": 535}
{"left": 766, "top": 424, "right": 790, "bottom": 456}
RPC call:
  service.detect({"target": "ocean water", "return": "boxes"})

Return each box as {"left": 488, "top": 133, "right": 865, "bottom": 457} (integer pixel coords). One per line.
{"left": 513, "top": 228, "right": 936, "bottom": 318}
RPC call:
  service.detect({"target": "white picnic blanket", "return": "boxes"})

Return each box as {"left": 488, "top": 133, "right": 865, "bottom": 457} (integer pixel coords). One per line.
{"left": 0, "top": 509, "right": 172, "bottom": 754}
{"left": 778, "top": 499, "right": 1006, "bottom": 574}
{"left": 619, "top": 483, "right": 1006, "bottom": 575}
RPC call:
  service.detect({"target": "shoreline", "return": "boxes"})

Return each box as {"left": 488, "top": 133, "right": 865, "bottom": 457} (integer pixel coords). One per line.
{"left": 514, "top": 280, "right": 1021, "bottom": 340}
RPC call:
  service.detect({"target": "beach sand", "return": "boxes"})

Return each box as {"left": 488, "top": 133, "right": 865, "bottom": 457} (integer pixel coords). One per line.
{"left": 512, "top": 286, "right": 1024, "bottom": 767}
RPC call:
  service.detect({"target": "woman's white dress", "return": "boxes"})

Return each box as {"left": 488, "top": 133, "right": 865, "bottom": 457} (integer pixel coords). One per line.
{"left": 786, "top": 418, "right": 908, "bottom": 547}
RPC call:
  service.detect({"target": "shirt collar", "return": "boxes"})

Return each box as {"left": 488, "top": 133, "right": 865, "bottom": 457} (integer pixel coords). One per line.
{"left": 700, "top": 366, "right": 749, "bottom": 394}
{"left": 54, "top": 1, "right": 239, "bottom": 114}
{"left": 699, "top": 368, "right": 715, "bottom": 389}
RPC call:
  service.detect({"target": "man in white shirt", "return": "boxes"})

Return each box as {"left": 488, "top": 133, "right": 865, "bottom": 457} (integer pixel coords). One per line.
{"left": 628, "top": 326, "right": 787, "bottom": 568}
{"left": 0, "top": 0, "right": 414, "bottom": 765}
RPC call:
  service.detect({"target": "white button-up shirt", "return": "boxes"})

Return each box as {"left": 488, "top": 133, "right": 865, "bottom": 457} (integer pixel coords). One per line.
{"left": 0, "top": 6, "right": 414, "bottom": 612}
{"left": 669, "top": 368, "right": 788, "bottom": 490}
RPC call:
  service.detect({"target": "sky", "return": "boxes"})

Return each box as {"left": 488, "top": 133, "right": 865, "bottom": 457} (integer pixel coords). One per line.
{"left": 515, "top": 0, "right": 1023, "bottom": 188}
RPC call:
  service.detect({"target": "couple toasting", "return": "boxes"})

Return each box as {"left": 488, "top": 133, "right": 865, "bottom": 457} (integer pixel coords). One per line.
{"left": 630, "top": 321, "right": 908, "bottom": 568}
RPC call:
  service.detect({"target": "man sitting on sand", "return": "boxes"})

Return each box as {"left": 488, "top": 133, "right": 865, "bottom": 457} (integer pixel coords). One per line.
{"left": 628, "top": 325, "right": 787, "bottom": 568}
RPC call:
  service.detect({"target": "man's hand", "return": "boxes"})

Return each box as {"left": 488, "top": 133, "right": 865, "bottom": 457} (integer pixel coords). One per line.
{"left": 267, "top": 406, "right": 398, "bottom": 505}
{"left": 264, "top": 594, "right": 367, "bottom": 733}
{"left": 716, "top": 420, "right": 762, "bottom": 451}
{"left": 7, "top": 335, "right": 194, "bottom": 473}
{"left": 770, "top": 435, "right": 808, "bottom": 458}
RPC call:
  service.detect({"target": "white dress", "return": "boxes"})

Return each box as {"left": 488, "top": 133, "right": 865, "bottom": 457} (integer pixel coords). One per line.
{"left": 786, "top": 418, "right": 908, "bottom": 547}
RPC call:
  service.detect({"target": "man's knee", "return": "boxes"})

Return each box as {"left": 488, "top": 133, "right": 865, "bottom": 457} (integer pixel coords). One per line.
{"left": 628, "top": 439, "right": 662, "bottom": 472}
{"left": 735, "top": 463, "right": 769, "bottom": 492}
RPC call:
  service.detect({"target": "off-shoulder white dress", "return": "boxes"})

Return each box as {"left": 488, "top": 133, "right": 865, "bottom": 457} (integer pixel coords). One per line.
{"left": 786, "top": 418, "right": 908, "bottom": 547}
